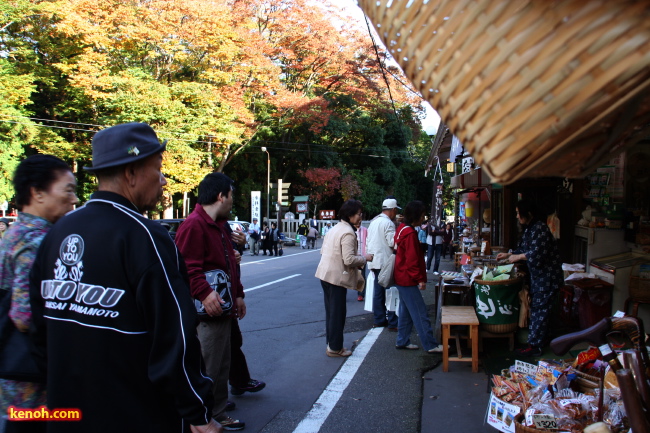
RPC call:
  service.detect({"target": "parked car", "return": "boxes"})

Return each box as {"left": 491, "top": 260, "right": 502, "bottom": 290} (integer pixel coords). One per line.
{"left": 228, "top": 220, "right": 250, "bottom": 250}
{"left": 156, "top": 218, "right": 185, "bottom": 239}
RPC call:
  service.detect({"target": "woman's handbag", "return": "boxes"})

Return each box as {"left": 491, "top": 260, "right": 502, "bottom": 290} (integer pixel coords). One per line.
{"left": 377, "top": 253, "right": 395, "bottom": 288}
{"left": 279, "top": 245, "right": 284, "bottom": 256}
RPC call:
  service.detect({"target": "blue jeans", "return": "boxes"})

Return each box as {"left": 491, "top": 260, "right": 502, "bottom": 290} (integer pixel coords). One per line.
{"left": 395, "top": 285, "right": 438, "bottom": 350}
{"left": 372, "top": 270, "right": 398, "bottom": 327}
{"left": 426, "top": 244, "right": 442, "bottom": 272}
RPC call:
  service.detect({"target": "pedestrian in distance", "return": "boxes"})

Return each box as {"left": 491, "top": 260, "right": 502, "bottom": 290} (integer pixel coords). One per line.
{"left": 366, "top": 198, "right": 401, "bottom": 331}
{"left": 393, "top": 201, "right": 443, "bottom": 353}
{"left": 268, "top": 222, "right": 280, "bottom": 256}
{"left": 355, "top": 218, "right": 368, "bottom": 302}
{"left": 315, "top": 200, "right": 373, "bottom": 357}
{"left": 1, "top": 155, "right": 78, "bottom": 433}
{"left": 260, "top": 222, "right": 271, "bottom": 255}
{"left": 29, "top": 123, "right": 222, "bottom": 433}
{"left": 248, "top": 218, "right": 260, "bottom": 255}
{"left": 0, "top": 217, "right": 10, "bottom": 240}
{"left": 307, "top": 225, "right": 318, "bottom": 249}
{"left": 442, "top": 223, "right": 454, "bottom": 259}
{"left": 297, "top": 221, "right": 308, "bottom": 249}
{"left": 175, "top": 172, "right": 247, "bottom": 431}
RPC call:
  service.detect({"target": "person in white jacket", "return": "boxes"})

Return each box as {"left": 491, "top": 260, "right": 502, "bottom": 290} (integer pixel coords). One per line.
{"left": 366, "top": 198, "right": 400, "bottom": 329}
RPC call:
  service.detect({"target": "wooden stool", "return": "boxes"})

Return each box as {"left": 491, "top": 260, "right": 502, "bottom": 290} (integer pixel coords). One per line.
{"left": 440, "top": 306, "right": 479, "bottom": 372}
{"left": 454, "top": 252, "right": 464, "bottom": 270}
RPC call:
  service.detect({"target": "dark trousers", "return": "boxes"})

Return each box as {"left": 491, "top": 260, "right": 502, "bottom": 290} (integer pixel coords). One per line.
{"left": 229, "top": 318, "right": 251, "bottom": 388}
{"left": 321, "top": 280, "right": 347, "bottom": 351}
{"left": 307, "top": 236, "right": 316, "bottom": 249}
{"left": 269, "top": 241, "right": 278, "bottom": 256}
{"left": 371, "top": 269, "right": 398, "bottom": 327}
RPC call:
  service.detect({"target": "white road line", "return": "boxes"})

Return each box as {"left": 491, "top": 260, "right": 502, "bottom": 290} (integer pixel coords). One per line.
{"left": 240, "top": 249, "right": 319, "bottom": 266}
{"left": 292, "top": 327, "right": 383, "bottom": 433}
{"left": 243, "top": 274, "right": 302, "bottom": 293}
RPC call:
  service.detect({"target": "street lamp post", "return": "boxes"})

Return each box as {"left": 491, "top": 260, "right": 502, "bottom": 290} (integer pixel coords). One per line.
{"left": 261, "top": 147, "right": 270, "bottom": 225}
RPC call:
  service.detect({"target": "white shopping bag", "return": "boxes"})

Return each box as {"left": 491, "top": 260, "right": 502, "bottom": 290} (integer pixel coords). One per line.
{"left": 385, "top": 286, "right": 400, "bottom": 313}
{"left": 364, "top": 271, "right": 375, "bottom": 312}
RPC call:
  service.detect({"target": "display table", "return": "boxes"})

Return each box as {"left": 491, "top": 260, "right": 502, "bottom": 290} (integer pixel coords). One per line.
{"left": 440, "top": 306, "right": 479, "bottom": 373}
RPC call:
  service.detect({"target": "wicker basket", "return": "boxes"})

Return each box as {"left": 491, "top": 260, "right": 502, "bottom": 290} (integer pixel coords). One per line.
{"left": 357, "top": 0, "right": 650, "bottom": 184}
{"left": 629, "top": 276, "right": 650, "bottom": 303}
{"left": 482, "top": 322, "right": 518, "bottom": 334}
{"left": 514, "top": 414, "right": 546, "bottom": 433}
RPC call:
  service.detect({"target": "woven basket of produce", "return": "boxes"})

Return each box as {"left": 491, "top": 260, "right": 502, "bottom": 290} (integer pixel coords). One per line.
{"left": 357, "top": 0, "right": 650, "bottom": 184}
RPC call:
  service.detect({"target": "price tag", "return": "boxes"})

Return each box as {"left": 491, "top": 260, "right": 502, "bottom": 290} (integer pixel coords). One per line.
{"left": 515, "top": 360, "right": 537, "bottom": 376}
{"left": 532, "top": 414, "right": 558, "bottom": 430}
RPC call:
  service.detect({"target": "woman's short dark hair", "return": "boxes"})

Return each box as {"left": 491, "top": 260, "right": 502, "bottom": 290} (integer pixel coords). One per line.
{"left": 338, "top": 200, "right": 363, "bottom": 223}
{"left": 198, "top": 172, "right": 234, "bottom": 205}
{"left": 516, "top": 199, "right": 538, "bottom": 222}
{"left": 403, "top": 201, "right": 426, "bottom": 226}
{"left": 13, "top": 154, "right": 72, "bottom": 210}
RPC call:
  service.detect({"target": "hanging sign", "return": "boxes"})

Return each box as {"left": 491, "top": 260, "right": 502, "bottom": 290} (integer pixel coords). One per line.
{"left": 251, "top": 191, "right": 261, "bottom": 222}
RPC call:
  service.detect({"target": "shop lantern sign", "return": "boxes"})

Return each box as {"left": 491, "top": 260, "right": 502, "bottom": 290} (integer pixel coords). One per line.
{"left": 320, "top": 210, "right": 335, "bottom": 220}
{"left": 461, "top": 156, "right": 474, "bottom": 174}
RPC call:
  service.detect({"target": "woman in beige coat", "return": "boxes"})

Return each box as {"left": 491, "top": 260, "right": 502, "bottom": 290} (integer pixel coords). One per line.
{"left": 315, "top": 200, "right": 373, "bottom": 357}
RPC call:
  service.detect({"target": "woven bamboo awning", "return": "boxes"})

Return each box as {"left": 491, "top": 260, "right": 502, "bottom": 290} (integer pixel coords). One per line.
{"left": 358, "top": 0, "right": 650, "bottom": 184}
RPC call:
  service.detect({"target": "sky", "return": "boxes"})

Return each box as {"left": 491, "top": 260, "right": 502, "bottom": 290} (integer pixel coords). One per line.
{"left": 330, "top": 0, "right": 442, "bottom": 135}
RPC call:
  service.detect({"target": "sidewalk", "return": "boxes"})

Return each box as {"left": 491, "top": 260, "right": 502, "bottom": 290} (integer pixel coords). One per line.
{"left": 420, "top": 253, "right": 495, "bottom": 433}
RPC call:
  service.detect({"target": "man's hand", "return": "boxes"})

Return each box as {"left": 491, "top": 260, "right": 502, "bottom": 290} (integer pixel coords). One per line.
{"left": 191, "top": 419, "right": 223, "bottom": 433}
{"left": 418, "top": 282, "right": 426, "bottom": 291}
{"left": 236, "top": 297, "right": 246, "bottom": 320}
{"left": 231, "top": 230, "right": 246, "bottom": 246}
{"left": 202, "top": 290, "right": 225, "bottom": 317}
{"left": 364, "top": 254, "right": 374, "bottom": 262}
{"left": 234, "top": 250, "right": 241, "bottom": 265}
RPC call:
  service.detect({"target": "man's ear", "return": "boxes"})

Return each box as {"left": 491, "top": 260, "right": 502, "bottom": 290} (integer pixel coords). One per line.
{"left": 124, "top": 164, "right": 138, "bottom": 187}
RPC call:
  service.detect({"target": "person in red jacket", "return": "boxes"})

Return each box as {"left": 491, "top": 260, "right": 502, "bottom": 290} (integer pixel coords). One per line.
{"left": 394, "top": 201, "right": 442, "bottom": 353}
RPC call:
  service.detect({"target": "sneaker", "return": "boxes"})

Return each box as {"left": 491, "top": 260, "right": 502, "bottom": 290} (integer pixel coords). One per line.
{"left": 427, "top": 345, "right": 444, "bottom": 353}
{"left": 230, "top": 379, "right": 266, "bottom": 396}
{"left": 387, "top": 327, "right": 398, "bottom": 332}
{"left": 217, "top": 416, "right": 245, "bottom": 431}
{"left": 225, "top": 400, "right": 236, "bottom": 411}
{"left": 372, "top": 322, "right": 388, "bottom": 328}
{"left": 396, "top": 344, "right": 419, "bottom": 350}
{"left": 515, "top": 346, "right": 543, "bottom": 357}
{"left": 357, "top": 296, "right": 364, "bottom": 302}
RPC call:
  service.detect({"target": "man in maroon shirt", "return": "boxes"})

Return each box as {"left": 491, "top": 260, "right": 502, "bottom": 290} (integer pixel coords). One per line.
{"left": 175, "top": 173, "right": 246, "bottom": 431}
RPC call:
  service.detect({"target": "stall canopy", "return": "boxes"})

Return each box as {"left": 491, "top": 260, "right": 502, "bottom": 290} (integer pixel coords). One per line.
{"left": 359, "top": 0, "right": 650, "bottom": 184}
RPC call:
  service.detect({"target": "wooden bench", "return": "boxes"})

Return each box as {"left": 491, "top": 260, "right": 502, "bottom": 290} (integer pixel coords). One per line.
{"left": 440, "top": 306, "right": 479, "bottom": 373}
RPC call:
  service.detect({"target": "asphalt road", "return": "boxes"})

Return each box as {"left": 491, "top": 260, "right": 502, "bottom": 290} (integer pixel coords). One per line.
{"left": 234, "top": 242, "right": 443, "bottom": 433}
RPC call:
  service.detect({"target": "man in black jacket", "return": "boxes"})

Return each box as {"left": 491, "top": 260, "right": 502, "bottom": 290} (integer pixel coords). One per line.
{"left": 29, "top": 123, "right": 221, "bottom": 433}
